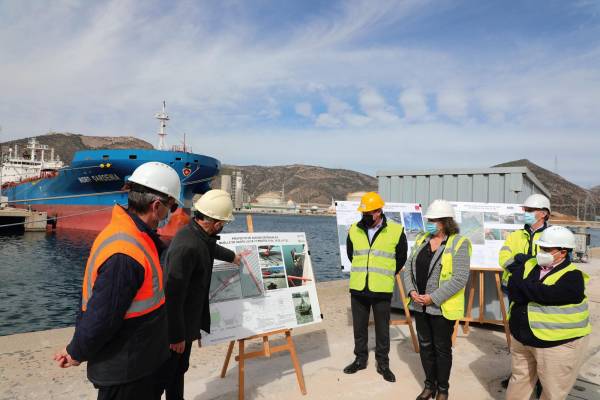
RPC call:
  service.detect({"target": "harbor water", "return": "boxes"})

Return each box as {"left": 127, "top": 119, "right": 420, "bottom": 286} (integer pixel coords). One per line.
{"left": 0, "top": 213, "right": 599, "bottom": 337}
{"left": 0, "top": 214, "right": 343, "bottom": 337}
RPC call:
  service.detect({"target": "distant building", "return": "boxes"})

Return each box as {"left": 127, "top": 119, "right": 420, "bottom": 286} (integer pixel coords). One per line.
{"left": 377, "top": 166, "right": 550, "bottom": 209}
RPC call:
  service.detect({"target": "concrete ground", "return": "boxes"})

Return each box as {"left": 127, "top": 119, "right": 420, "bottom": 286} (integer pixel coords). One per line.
{"left": 1, "top": 259, "right": 600, "bottom": 400}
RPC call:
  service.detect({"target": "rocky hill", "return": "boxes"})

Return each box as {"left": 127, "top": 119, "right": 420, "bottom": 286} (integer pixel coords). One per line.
{"left": 221, "top": 164, "right": 377, "bottom": 205}
{"left": 494, "top": 159, "right": 599, "bottom": 219}
{"left": 0, "top": 132, "right": 153, "bottom": 164}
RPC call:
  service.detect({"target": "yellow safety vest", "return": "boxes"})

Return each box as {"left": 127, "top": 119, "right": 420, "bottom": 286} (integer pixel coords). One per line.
{"left": 509, "top": 258, "right": 591, "bottom": 341}
{"left": 349, "top": 221, "right": 403, "bottom": 293}
{"left": 499, "top": 227, "right": 546, "bottom": 287}
{"left": 408, "top": 232, "right": 472, "bottom": 320}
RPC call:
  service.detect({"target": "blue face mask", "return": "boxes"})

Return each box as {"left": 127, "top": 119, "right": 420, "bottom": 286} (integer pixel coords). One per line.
{"left": 157, "top": 210, "right": 172, "bottom": 229}
{"left": 523, "top": 212, "right": 537, "bottom": 225}
{"left": 425, "top": 222, "right": 438, "bottom": 235}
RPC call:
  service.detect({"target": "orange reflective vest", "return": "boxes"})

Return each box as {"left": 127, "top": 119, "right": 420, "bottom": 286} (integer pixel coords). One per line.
{"left": 82, "top": 205, "right": 165, "bottom": 319}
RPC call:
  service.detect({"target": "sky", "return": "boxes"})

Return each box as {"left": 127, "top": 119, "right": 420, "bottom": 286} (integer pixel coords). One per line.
{"left": 1, "top": 0, "right": 599, "bottom": 187}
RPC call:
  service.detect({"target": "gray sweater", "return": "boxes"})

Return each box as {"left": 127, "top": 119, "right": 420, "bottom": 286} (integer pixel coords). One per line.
{"left": 402, "top": 234, "right": 471, "bottom": 316}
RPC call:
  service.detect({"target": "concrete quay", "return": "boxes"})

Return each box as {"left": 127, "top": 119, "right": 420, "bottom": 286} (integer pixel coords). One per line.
{"left": 1, "top": 260, "right": 599, "bottom": 400}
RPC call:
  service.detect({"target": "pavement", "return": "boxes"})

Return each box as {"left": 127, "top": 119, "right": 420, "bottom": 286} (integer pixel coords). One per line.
{"left": 1, "top": 259, "right": 600, "bottom": 400}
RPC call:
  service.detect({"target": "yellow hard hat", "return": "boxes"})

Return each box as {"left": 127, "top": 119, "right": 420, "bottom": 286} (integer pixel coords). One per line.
{"left": 357, "top": 192, "right": 385, "bottom": 212}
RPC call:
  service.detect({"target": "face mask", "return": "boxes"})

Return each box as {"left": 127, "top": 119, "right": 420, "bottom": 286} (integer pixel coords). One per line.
{"left": 524, "top": 212, "right": 537, "bottom": 225}
{"left": 425, "top": 222, "right": 438, "bottom": 235}
{"left": 157, "top": 210, "right": 171, "bottom": 229}
{"left": 536, "top": 250, "right": 555, "bottom": 267}
{"left": 361, "top": 214, "right": 375, "bottom": 228}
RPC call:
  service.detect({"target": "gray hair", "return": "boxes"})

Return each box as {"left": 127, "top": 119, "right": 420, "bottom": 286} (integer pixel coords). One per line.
{"left": 128, "top": 190, "right": 162, "bottom": 214}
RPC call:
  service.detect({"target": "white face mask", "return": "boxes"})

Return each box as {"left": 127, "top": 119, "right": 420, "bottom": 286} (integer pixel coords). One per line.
{"left": 536, "top": 250, "right": 555, "bottom": 267}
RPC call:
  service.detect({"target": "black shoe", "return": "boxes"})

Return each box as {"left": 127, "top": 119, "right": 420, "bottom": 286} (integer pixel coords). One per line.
{"left": 416, "top": 387, "right": 437, "bottom": 399}
{"left": 376, "top": 365, "right": 396, "bottom": 382}
{"left": 343, "top": 360, "right": 366, "bottom": 374}
{"left": 435, "top": 391, "right": 448, "bottom": 400}
{"left": 501, "top": 376, "right": 510, "bottom": 388}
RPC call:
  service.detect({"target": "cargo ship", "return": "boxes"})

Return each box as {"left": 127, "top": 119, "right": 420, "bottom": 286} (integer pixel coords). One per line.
{"left": 1, "top": 103, "right": 220, "bottom": 234}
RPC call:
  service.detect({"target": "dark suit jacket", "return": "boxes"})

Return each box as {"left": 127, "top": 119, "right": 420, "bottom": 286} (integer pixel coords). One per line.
{"left": 164, "top": 221, "right": 235, "bottom": 343}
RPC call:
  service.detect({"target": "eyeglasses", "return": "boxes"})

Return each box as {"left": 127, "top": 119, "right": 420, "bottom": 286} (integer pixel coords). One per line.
{"left": 157, "top": 198, "right": 178, "bottom": 213}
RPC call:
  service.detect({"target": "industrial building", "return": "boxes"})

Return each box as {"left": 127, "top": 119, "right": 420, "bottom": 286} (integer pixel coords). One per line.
{"left": 377, "top": 166, "right": 551, "bottom": 208}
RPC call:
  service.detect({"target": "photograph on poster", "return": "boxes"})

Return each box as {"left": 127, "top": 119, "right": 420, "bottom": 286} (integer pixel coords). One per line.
{"left": 282, "top": 244, "right": 307, "bottom": 287}
{"left": 292, "top": 291, "right": 314, "bottom": 324}
{"left": 258, "top": 245, "right": 284, "bottom": 268}
{"left": 402, "top": 211, "right": 425, "bottom": 241}
{"left": 210, "top": 268, "right": 243, "bottom": 303}
{"left": 386, "top": 212, "right": 403, "bottom": 225}
{"left": 262, "top": 266, "right": 288, "bottom": 290}
{"left": 236, "top": 245, "right": 264, "bottom": 298}
{"left": 459, "top": 211, "right": 485, "bottom": 245}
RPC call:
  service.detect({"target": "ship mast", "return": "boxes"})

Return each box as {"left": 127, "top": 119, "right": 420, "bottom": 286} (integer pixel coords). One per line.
{"left": 155, "top": 101, "right": 169, "bottom": 150}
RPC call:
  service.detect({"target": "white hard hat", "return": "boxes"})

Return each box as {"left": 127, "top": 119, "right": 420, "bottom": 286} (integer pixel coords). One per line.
{"left": 424, "top": 199, "right": 455, "bottom": 219}
{"left": 193, "top": 189, "right": 234, "bottom": 221}
{"left": 535, "top": 226, "right": 576, "bottom": 249}
{"left": 523, "top": 194, "right": 551, "bottom": 212}
{"left": 127, "top": 162, "right": 182, "bottom": 204}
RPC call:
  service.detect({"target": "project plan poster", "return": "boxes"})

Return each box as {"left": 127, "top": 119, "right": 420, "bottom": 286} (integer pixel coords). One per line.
{"left": 203, "top": 232, "right": 322, "bottom": 345}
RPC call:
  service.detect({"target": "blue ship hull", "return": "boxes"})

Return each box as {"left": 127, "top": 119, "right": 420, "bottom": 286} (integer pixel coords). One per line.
{"left": 3, "top": 149, "right": 220, "bottom": 232}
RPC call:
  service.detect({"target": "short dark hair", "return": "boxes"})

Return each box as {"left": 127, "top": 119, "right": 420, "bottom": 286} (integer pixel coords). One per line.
{"left": 193, "top": 210, "right": 217, "bottom": 223}
{"left": 439, "top": 217, "right": 460, "bottom": 236}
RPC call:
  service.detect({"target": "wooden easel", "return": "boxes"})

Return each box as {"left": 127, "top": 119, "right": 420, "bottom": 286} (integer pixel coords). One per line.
{"left": 220, "top": 214, "right": 307, "bottom": 400}
{"left": 390, "top": 273, "right": 420, "bottom": 353}
{"left": 459, "top": 267, "right": 511, "bottom": 347}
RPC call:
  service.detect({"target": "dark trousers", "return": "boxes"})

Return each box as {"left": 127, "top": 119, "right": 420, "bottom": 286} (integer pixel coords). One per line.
{"left": 414, "top": 311, "right": 455, "bottom": 392}
{"left": 350, "top": 294, "right": 391, "bottom": 367}
{"left": 96, "top": 372, "right": 162, "bottom": 400}
{"left": 158, "top": 342, "right": 193, "bottom": 400}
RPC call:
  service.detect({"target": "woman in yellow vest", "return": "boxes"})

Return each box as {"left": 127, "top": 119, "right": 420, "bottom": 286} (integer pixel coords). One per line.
{"left": 403, "top": 200, "right": 471, "bottom": 400}
{"left": 505, "top": 226, "right": 591, "bottom": 400}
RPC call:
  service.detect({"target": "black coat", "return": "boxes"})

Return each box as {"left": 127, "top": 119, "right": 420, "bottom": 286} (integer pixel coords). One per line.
{"left": 164, "top": 221, "right": 235, "bottom": 343}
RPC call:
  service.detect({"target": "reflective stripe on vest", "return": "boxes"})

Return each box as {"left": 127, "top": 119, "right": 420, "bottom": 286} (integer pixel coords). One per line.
{"left": 511, "top": 259, "right": 592, "bottom": 341}
{"left": 349, "top": 221, "right": 404, "bottom": 293}
{"left": 81, "top": 206, "right": 165, "bottom": 319}
{"left": 500, "top": 228, "right": 544, "bottom": 287}
{"left": 409, "top": 232, "right": 472, "bottom": 321}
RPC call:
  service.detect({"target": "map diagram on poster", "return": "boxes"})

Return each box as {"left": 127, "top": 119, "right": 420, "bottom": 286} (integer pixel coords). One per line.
{"left": 450, "top": 202, "right": 525, "bottom": 269}
{"left": 203, "top": 232, "right": 322, "bottom": 345}
{"left": 335, "top": 201, "right": 424, "bottom": 272}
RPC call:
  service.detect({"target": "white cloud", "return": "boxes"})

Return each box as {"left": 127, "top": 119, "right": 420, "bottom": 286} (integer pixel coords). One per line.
{"left": 295, "top": 102, "right": 313, "bottom": 118}
{"left": 358, "top": 87, "right": 399, "bottom": 124}
{"left": 436, "top": 89, "right": 468, "bottom": 120}
{"left": 399, "top": 88, "right": 428, "bottom": 121}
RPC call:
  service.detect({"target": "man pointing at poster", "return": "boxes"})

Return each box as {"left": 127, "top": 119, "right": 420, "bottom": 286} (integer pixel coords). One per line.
{"left": 160, "top": 189, "right": 241, "bottom": 399}
{"left": 343, "top": 192, "right": 407, "bottom": 382}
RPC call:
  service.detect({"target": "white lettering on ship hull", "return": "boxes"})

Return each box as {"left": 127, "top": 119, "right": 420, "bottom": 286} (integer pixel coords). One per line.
{"left": 78, "top": 174, "right": 121, "bottom": 183}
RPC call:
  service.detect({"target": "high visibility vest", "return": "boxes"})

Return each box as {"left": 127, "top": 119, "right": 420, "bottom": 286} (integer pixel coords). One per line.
{"left": 82, "top": 205, "right": 165, "bottom": 319}
{"left": 349, "top": 221, "right": 403, "bottom": 293}
{"left": 508, "top": 259, "right": 591, "bottom": 341}
{"left": 499, "top": 227, "right": 546, "bottom": 287}
{"left": 408, "top": 232, "right": 472, "bottom": 320}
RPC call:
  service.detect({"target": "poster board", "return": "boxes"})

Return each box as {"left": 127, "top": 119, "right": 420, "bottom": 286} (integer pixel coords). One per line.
{"left": 336, "top": 200, "right": 525, "bottom": 271}
{"left": 450, "top": 201, "right": 524, "bottom": 269}
{"left": 203, "top": 232, "right": 322, "bottom": 345}
{"left": 335, "top": 201, "right": 424, "bottom": 272}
